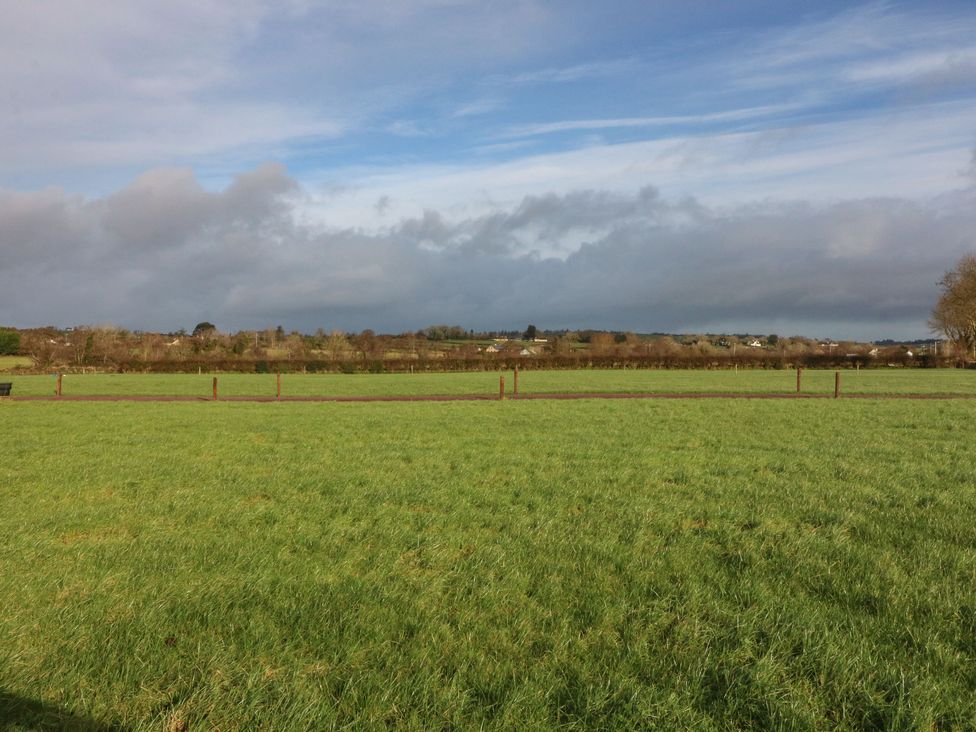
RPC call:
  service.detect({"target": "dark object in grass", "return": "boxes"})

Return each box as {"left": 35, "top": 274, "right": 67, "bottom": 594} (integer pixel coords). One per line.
{"left": 0, "top": 383, "right": 11, "bottom": 396}
{"left": 164, "top": 635, "right": 177, "bottom": 647}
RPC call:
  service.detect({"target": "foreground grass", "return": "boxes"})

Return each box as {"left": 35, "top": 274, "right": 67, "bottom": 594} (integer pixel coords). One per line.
{"left": 2, "top": 399, "right": 975, "bottom": 730}
{"left": 6, "top": 367, "right": 975, "bottom": 397}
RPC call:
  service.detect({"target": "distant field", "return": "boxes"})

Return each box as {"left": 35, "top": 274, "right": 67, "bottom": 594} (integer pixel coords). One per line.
{"left": 2, "top": 398, "right": 975, "bottom": 729}
{"left": 0, "top": 355, "right": 32, "bottom": 371}
{"left": 5, "top": 367, "right": 974, "bottom": 397}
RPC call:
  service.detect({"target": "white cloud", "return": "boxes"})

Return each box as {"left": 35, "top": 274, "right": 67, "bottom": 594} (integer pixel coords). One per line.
{"left": 451, "top": 97, "right": 506, "bottom": 118}
{"left": 487, "top": 58, "right": 638, "bottom": 86}
{"left": 303, "top": 100, "right": 976, "bottom": 231}
{"left": 717, "top": 1, "right": 976, "bottom": 99}
{"left": 845, "top": 47, "right": 976, "bottom": 83}
{"left": 497, "top": 103, "right": 808, "bottom": 139}
{"left": 0, "top": 0, "right": 565, "bottom": 181}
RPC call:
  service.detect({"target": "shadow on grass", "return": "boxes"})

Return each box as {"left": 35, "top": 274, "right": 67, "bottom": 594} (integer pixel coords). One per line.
{"left": 0, "top": 691, "right": 127, "bottom": 731}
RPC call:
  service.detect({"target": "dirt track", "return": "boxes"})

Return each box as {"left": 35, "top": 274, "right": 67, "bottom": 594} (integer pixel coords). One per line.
{"left": 7, "top": 392, "right": 976, "bottom": 402}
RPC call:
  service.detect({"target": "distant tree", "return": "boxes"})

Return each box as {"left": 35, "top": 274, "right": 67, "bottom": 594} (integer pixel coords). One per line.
{"left": 284, "top": 333, "right": 308, "bottom": 359}
{"left": 19, "top": 330, "right": 53, "bottom": 367}
{"left": 69, "top": 329, "right": 92, "bottom": 366}
{"left": 424, "top": 324, "right": 466, "bottom": 341}
{"left": 352, "top": 330, "right": 380, "bottom": 361}
{"left": 325, "top": 330, "right": 350, "bottom": 361}
{"left": 138, "top": 332, "right": 164, "bottom": 361}
{"left": 86, "top": 326, "right": 128, "bottom": 365}
{"left": 0, "top": 328, "right": 20, "bottom": 355}
{"left": 424, "top": 325, "right": 445, "bottom": 340}
{"left": 523, "top": 324, "right": 537, "bottom": 340}
{"left": 695, "top": 340, "right": 717, "bottom": 356}
{"left": 767, "top": 334, "right": 779, "bottom": 346}
{"left": 230, "top": 332, "right": 250, "bottom": 355}
{"left": 551, "top": 336, "right": 572, "bottom": 357}
{"left": 651, "top": 336, "right": 681, "bottom": 357}
{"left": 590, "top": 332, "right": 615, "bottom": 355}
{"left": 930, "top": 254, "right": 976, "bottom": 357}
{"left": 192, "top": 322, "right": 216, "bottom": 337}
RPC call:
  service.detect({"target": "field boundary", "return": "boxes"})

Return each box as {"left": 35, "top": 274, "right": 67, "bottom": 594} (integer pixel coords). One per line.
{"left": 7, "top": 392, "right": 976, "bottom": 402}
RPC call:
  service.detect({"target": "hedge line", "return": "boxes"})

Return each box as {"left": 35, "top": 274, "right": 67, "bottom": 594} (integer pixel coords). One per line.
{"left": 88, "top": 352, "right": 950, "bottom": 373}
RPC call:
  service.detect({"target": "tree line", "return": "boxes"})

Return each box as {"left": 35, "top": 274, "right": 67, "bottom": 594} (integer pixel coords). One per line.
{"left": 8, "top": 247, "right": 976, "bottom": 374}
{"left": 2, "top": 323, "right": 940, "bottom": 373}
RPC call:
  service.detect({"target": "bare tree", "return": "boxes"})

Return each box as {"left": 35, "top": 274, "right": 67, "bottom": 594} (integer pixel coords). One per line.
{"left": 20, "top": 330, "right": 54, "bottom": 368}
{"left": 324, "top": 330, "right": 349, "bottom": 361}
{"left": 284, "top": 333, "right": 308, "bottom": 359}
{"left": 930, "top": 254, "right": 976, "bottom": 358}
{"left": 551, "top": 336, "right": 573, "bottom": 357}
{"left": 589, "top": 332, "right": 615, "bottom": 356}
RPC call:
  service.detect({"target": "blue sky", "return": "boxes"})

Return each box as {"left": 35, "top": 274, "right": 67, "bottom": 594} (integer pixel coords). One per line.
{"left": 1, "top": 1, "right": 975, "bottom": 337}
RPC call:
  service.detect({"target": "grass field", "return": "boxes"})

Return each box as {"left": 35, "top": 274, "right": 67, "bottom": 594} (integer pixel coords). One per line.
{"left": 4, "top": 367, "right": 975, "bottom": 397}
{"left": 0, "top": 356, "right": 32, "bottom": 371}
{"left": 2, "top": 397, "right": 975, "bottom": 729}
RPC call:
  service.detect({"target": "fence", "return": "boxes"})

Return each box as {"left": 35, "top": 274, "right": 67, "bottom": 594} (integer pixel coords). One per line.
{"left": 15, "top": 369, "right": 893, "bottom": 402}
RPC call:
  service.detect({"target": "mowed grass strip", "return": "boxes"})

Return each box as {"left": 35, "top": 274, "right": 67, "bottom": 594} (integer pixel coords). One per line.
{"left": 5, "top": 367, "right": 975, "bottom": 397}
{"left": 1, "top": 399, "right": 975, "bottom": 729}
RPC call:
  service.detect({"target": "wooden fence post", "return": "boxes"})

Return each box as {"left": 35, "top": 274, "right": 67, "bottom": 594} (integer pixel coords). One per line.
{"left": 513, "top": 367, "right": 519, "bottom": 399}
{"left": 213, "top": 376, "right": 218, "bottom": 401}
{"left": 56, "top": 373, "right": 62, "bottom": 397}
{"left": 834, "top": 371, "right": 841, "bottom": 399}
{"left": 499, "top": 374, "right": 505, "bottom": 400}
{"left": 796, "top": 367, "right": 802, "bottom": 393}
{"left": 277, "top": 372, "right": 281, "bottom": 401}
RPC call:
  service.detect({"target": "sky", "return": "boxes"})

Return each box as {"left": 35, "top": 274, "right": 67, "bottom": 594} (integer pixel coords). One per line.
{"left": 1, "top": 0, "right": 975, "bottom": 339}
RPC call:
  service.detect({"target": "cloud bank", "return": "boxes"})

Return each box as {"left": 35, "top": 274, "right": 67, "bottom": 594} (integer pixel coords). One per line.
{"left": 2, "top": 163, "right": 973, "bottom": 339}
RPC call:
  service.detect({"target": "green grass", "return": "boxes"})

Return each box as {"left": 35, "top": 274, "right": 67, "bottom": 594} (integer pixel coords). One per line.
{"left": 5, "top": 367, "right": 975, "bottom": 397}
{"left": 2, "top": 398, "right": 975, "bottom": 729}
{"left": 0, "top": 356, "right": 32, "bottom": 371}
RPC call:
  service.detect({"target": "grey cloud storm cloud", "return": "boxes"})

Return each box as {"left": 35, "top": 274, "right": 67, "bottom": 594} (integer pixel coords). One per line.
{"left": 2, "top": 163, "right": 974, "bottom": 339}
